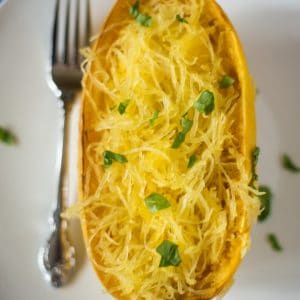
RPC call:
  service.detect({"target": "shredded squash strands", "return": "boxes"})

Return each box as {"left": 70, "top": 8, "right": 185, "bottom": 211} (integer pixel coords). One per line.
{"left": 73, "top": 0, "right": 260, "bottom": 299}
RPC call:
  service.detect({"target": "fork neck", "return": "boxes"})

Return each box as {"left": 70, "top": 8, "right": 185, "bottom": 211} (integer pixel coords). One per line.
{"left": 60, "top": 90, "right": 75, "bottom": 102}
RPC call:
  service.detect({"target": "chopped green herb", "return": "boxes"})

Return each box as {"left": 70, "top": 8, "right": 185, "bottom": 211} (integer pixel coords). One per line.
{"left": 282, "top": 154, "right": 300, "bottom": 173}
{"left": 0, "top": 127, "right": 16, "bottom": 145}
{"left": 130, "top": 0, "right": 152, "bottom": 27}
{"left": 129, "top": 0, "right": 140, "bottom": 18}
{"left": 187, "top": 155, "right": 197, "bottom": 169}
{"left": 193, "top": 90, "right": 215, "bottom": 115}
{"left": 267, "top": 233, "right": 283, "bottom": 252}
{"left": 253, "top": 147, "right": 260, "bottom": 166}
{"left": 219, "top": 75, "right": 235, "bottom": 89}
{"left": 176, "top": 14, "right": 188, "bottom": 24}
{"left": 171, "top": 116, "right": 193, "bottom": 149}
{"left": 181, "top": 116, "right": 193, "bottom": 134}
{"left": 171, "top": 132, "right": 186, "bottom": 149}
{"left": 251, "top": 146, "right": 260, "bottom": 182}
{"left": 149, "top": 111, "right": 159, "bottom": 126}
{"left": 136, "top": 13, "right": 152, "bottom": 26}
{"left": 144, "top": 193, "right": 171, "bottom": 213}
{"left": 258, "top": 186, "right": 272, "bottom": 222}
{"left": 103, "top": 150, "right": 128, "bottom": 167}
{"left": 118, "top": 99, "right": 130, "bottom": 115}
{"left": 156, "top": 240, "right": 182, "bottom": 267}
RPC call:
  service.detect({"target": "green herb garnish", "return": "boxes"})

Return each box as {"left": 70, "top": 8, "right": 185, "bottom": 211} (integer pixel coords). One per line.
{"left": 149, "top": 111, "right": 159, "bottom": 126}
{"left": 144, "top": 193, "right": 171, "bottom": 213}
{"left": 251, "top": 146, "right": 260, "bottom": 182}
{"left": 282, "top": 154, "right": 300, "bottom": 173}
{"left": 181, "top": 116, "right": 193, "bottom": 134}
{"left": 176, "top": 14, "right": 188, "bottom": 24}
{"left": 103, "top": 151, "right": 128, "bottom": 167}
{"left": 129, "top": 0, "right": 140, "bottom": 17}
{"left": 219, "top": 75, "right": 235, "bottom": 88}
{"left": 193, "top": 90, "right": 215, "bottom": 115}
{"left": 130, "top": 0, "right": 152, "bottom": 27}
{"left": 172, "top": 132, "right": 186, "bottom": 149}
{"left": 267, "top": 233, "right": 283, "bottom": 252}
{"left": 258, "top": 186, "right": 272, "bottom": 222}
{"left": 136, "top": 13, "right": 152, "bottom": 26}
{"left": 156, "top": 240, "right": 182, "bottom": 267}
{"left": 253, "top": 147, "right": 260, "bottom": 166}
{"left": 118, "top": 99, "right": 130, "bottom": 115}
{"left": 0, "top": 127, "right": 16, "bottom": 145}
{"left": 171, "top": 116, "right": 193, "bottom": 149}
{"left": 187, "top": 155, "right": 197, "bottom": 169}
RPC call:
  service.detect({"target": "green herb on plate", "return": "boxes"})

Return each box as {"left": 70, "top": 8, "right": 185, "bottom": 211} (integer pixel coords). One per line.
{"left": 144, "top": 193, "right": 171, "bottom": 213}
{"left": 252, "top": 147, "right": 260, "bottom": 166}
{"left": 0, "top": 127, "right": 16, "bottom": 145}
{"left": 267, "top": 233, "right": 283, "bottom": 252}
{"left": 258, "top": 185, "right": 272, "bottom": 222}
{"left": 156, "top": 240, "right": 182, "bottom": 267}
{"left": 251, "top": 146, "right": 260, "bottom": 182}
{"left": 281, "top": 154, "right": 300, "bottom": 173}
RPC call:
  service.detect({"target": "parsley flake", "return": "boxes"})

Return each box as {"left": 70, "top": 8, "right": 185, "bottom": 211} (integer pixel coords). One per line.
{"left": 149, "top": 111, "right": 159, "bottom": 126}
{"left": 181, "top": 116, "right": 193, "bottom": 134}
{"left": 129, "top": 0, "right": 140, "bottom": 17}
{"left": 267, "top": 233, "right": 283, "bottom": 252}
{"left": 156, "top": 240, "right": 182, "bottom": 267}
{"left": 103, "top": 151, "right": 128, "bottom": 167}
{"left": 176, "top": 14, "right": 188, "bottom": 24}
{"left": 130, "top": 1, "right": 152, "bottom": 27}
{"left": 187, "top": 155, "right": 197, "bottom": 169}
{"left": 171, "top": 116, "right": 193, "bottom": 149}
{"left": 0, "top": 127, "right": 16, "bottom": 145}
{"left": 219, "top": 75, "right": 235, "bottom": 88}
{"left": 193, "top": 90, "right": 215, "bottom": 115}
{"left": 172, "top": 132, "right": 186, "bottom": 149}
{"left": 258, "top": 185, "right": 272, "bottom": 222}
{"left": 282, "top": 154, "right": 300, "bottom": 173}
{"left": 118, "top": 99, "right": 130, "bottom": 115}
{"left": 251, "top": 146, "right": 260, "bottom": 182}
{"left": 144, "top": 193, "right": 171, "bottom": 213}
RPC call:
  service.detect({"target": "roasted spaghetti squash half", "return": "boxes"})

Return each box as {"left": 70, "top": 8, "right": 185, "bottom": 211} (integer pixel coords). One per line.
{"left": 78, "top": 0, "right": 260, "bottom": 299}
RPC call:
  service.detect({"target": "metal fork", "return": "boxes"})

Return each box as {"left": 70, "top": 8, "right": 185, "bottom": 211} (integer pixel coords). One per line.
{"left": 39, "top": 0, "right": 90, "bottom": 288}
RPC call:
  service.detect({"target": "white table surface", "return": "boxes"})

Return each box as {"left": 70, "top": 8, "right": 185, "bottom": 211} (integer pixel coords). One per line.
{"left": 0, "top": 0, "right": 300, "bottom": 299}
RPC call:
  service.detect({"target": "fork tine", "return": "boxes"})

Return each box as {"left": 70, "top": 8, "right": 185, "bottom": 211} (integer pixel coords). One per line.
{"left": 72, "top": 0, "right": 80, "bottom": 65}
{"left": 63, "top": 0, "right": 71, "bottom": 64}
{"left": 51, "top": 0, "right": 59, "bottom": 65}
{"left": 84, "top": 0, "right": 91, "bottom": 47}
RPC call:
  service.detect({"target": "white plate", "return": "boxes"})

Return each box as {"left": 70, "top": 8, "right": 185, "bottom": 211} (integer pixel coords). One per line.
{"left": 0, "top": 0, "right": 300, "bottom": 299}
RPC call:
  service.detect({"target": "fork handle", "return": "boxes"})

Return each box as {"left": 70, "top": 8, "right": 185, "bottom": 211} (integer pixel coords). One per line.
{"left": 40, "top": 96, "right": 76, "bottom": 287}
